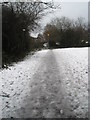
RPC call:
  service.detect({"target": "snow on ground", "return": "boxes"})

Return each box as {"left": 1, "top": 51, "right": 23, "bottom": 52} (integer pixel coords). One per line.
{"left": 54, "top": 47, "right": 88, "bottom": 118}
{"left": 0, "top": 47, "right": 88, "bottom": 118}
{"left": 0, "top": 50, "right": 48, "bottom": 118}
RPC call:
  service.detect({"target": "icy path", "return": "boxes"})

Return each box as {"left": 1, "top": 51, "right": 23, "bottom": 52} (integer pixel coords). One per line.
{"left": 0, "top": 48, "right": 88, "bottom": 118}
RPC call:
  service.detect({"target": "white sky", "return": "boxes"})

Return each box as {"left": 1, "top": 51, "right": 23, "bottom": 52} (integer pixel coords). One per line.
{"left": 41, "top": 2, "right": 88, "bottom": 25}
{"left": 31, "top": 1, "right": 88, "bottom": 37}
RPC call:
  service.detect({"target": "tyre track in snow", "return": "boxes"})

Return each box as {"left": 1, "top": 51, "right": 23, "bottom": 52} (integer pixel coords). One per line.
{"left": 14, "top": 50, "right": 75, "bottom": 118}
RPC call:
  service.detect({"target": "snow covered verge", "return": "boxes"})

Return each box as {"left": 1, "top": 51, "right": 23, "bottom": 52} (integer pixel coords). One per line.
{"left": 53, "top": 47, "right": 88, "bottom": 118}
{"left": 0, "top": 49, "right": 49, "bottom": 118}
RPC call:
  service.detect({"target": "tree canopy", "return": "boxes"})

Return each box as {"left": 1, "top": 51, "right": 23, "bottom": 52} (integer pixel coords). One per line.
{"left": 43, "top": 16, "right": 88, "bottom": 48}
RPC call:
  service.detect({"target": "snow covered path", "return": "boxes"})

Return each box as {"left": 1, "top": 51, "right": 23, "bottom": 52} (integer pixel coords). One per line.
{"left": 0, "top": 48, "right": 88, "bottom": 118}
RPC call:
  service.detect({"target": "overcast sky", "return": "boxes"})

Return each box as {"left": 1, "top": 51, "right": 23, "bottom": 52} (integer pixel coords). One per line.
{"left": 41, "top": 2, "right": 88, "bottom": 25}
{"left": 31, "top": 1, "right": 88, "bottom": 37}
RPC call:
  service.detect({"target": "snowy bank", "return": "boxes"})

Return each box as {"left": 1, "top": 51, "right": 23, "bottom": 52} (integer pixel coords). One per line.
{"left": 0, "top": 50, "right": 48, "bottom": 118}
{"left": 54, "top": 47, "right": 88, "bottom": 118}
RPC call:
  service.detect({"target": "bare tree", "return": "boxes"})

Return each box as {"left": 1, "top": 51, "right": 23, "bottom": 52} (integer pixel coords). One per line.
{"left": 43, "top": 16, "right": 88, "bottom": 48}
{"left": 2, "top": 1, "right": 61, "bottom": 65}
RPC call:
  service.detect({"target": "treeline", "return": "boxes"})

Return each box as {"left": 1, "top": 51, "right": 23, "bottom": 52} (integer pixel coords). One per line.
{"left": 43, "top": 17, "right": 88, "bottom": 48}
{"left": 2, "top": 2, "right": 57, "bottom": 66}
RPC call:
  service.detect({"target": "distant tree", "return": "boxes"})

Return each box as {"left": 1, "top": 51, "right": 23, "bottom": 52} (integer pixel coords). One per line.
{"left": 43, "top": 24, "right": 60, "bottom": 48}
{"left": 43, "top": 16, "right": 88, "bottom": 48}
{"left": 74, "top": 17, "right": 88, "bottom": 46}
